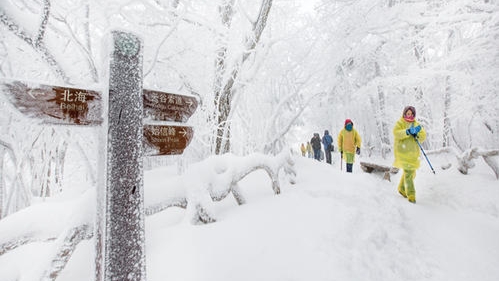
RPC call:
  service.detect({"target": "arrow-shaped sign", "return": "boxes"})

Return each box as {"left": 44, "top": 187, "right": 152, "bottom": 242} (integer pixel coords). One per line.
{"left": 143, "top": 89, "right": 198, "bottom": 123}
{"left": 1, "top": 79, "right": 103, "bottom": 126}
{"left": 143, "top": 124, "right": 193, "bottom": 156}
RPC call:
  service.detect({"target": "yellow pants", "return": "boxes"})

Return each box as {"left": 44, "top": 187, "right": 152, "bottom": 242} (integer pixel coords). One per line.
{"left": 398, "top": 169, "right": 416, "bottom": 198}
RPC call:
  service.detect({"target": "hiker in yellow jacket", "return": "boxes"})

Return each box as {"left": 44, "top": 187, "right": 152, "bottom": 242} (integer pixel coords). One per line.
{"left": 393, "top": 106, "right": 427, "bottom": 203}
{"left": 300, "top": 143, "right": 306, "bottom": 156}
{"left": 337, "top": 119, "right": 362, "bottom": 173}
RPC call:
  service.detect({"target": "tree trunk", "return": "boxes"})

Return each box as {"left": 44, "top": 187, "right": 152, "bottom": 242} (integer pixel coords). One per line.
{"left": 213, "top": 0, "right": 235, "bottom": 155}
{"left": 443, "top": 76, "right": 452, "bottom": 147}
{"left": 373, "top": 59, "right": 391, "bottom": 158}
{"left": 376, "top": 84, "right": 391, "bottom": 158}
{"left": 0, "top": 147, "right": 4, "bottom": 218}
{"left": 213, "top": 0, "right": 273, "bottom": 154}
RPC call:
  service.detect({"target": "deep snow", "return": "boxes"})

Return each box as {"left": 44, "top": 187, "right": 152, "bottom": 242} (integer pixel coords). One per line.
{"left": 0, "top": 152, "right": 498, "bottom": 281}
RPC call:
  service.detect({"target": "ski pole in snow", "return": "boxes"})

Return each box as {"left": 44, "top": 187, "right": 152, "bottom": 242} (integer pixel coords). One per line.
{"left": 414, "top": 136, "right": 435, "bottom": 174}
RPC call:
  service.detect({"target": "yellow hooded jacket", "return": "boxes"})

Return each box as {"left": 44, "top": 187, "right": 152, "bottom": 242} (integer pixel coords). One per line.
{"left": 337, "top": 128, "right": 361, "bottom": 154}
{"left": 393, "top": 117, "right": 427, "bottom": 170}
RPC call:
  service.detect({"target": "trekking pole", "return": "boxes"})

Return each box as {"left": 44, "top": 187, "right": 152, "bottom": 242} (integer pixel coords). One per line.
{"left": 340, "top": 152, "right": 343, "bottom": 171}
{"left": 414, "top": 137, "right": 436, "bottom": 174}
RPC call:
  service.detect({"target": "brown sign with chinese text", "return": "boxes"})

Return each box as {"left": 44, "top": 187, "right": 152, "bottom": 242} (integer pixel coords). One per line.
{"left": 1, "top": 79, "right": 103, "bottom": 125}
{"left": 143, "top": 89, "right": 198, "bottom": 122}
{"left": 143, "top": 124, "right": 194, "bottom": 156}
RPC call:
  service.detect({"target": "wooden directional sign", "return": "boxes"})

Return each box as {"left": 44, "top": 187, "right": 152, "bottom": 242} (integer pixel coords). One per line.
{"left": 143, "top": 89, "right": 198, "bottom": 122}
{"left": 143, "top": 124, "right": 194, "bottom": 156}
{"left": 1, "top": 79, "right": 102, "bottom": 126}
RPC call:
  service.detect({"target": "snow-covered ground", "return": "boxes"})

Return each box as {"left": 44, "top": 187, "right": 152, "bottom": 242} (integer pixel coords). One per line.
{"left": 1, "top": 152, "right": 498, "bottom": 281}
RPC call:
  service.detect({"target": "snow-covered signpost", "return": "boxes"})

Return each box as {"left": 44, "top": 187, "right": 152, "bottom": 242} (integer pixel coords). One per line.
{"left": 2, "top": 28, "right": 198, "bottom": 280}
{"left": 102, "top": 30, "right": 146, "bottom": 281}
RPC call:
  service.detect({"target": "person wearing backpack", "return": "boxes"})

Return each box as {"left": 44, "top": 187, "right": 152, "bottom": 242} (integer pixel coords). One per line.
{"left": 322, "top": 130, "right": 334, "bottom": 164}
{"left": 393, "top": 106, "right": 427, "bottom": 203}
{"left": 337, "top": 119, "right": 362, "bottom": 172}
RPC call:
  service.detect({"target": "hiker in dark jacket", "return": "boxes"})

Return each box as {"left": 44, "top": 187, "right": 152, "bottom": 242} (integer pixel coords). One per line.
{"left": 310, "top": 133, "right": 322, "bottom": 161}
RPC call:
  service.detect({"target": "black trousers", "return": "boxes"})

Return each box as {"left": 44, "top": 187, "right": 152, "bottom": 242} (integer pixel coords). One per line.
{"left": 346, "top": 163, "right": 353, "bottom": 173}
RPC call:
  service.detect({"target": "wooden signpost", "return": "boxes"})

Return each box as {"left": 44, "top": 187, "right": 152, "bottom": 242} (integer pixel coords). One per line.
{"left": 143, "top": 89, "right": 197, "bottom": 156}
{"left": 143, "top": 89, "right": 198, "bottom": 122}
{"left": 2, "top": 80, "right": 197, "bottom": 156}
{"left": 1, "top": 79, "right": 103, "bottom": 126}
{"left": 0, "top": 30, "right": 198, "bottom": 281}
{"left": 104, "top": 30, "right": 146, "bottom": 281}
{"left": 143, "top": 124, "right": 194, "bottom": 156}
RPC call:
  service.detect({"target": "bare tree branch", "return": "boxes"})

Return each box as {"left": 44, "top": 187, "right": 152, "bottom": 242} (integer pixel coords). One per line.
{"left": 41, "top": 224, "right": 93, "bottom": 281}
{"left": 0, "top": 3, "right": 70, "bottom": 83}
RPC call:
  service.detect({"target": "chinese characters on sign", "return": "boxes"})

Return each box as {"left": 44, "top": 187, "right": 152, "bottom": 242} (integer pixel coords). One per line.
{"left": 143, "top": 125, "right": 193, "bottom": 156}
{"left": 142, "top": 89, "right": 197, "bottom": 156}
{"left": 2, "top": 80, "right": 103, "bottom": 126}
{"left": 54, "top": 87, "right": 101, "bottom": 124}
{"left": 143, "top": 89, "right": 198, "bottom": 122}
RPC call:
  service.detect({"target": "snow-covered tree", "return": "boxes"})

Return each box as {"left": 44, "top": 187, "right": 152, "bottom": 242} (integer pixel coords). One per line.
{"left": 313, "top": 0, "right": 499, "bottom": 155}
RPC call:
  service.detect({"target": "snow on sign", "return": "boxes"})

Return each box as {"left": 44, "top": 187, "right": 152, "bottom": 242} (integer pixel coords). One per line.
{"left": 143, "top": 89, "right": 198, "bottom": 122}
{"left": 1, "top": 79, "right": 102, "bottom": 125}
{"left": 143, "top": 124, "right": 193, "bottom": 156}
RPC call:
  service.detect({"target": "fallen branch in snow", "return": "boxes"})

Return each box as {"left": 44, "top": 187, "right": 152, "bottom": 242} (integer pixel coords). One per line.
{"left": 145, "top": 150, "right": 296, "bottom": 224}
{"left": 426, "top": 147, "right": 499, "bottom": 179}
{"left": 41, "top": 224, "right": 93, "bottom": 281}
{"left": 0, "top": 224, "right": 92, "bottom": 281}
{"left": 0, "top": 189, "right": 94, "bottom": 262}
{"left": 0, "top": 151, "right": 296, "bottom": 280}
{"left": 144, "top": 197, "right": 188, "bottom": 216}
{"left": 0, "top": 235, "right": 55, "bottom": 256}
{"left": 359, "top": 161, "right": 399, "bottom": 181}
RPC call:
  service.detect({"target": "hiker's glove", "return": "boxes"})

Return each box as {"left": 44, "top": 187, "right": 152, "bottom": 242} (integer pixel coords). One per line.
{"left": 356, "top": 147, "right": 360, "bottom": 155}
{"left": 406, "top": 125, "right": 421, "bottom": 137}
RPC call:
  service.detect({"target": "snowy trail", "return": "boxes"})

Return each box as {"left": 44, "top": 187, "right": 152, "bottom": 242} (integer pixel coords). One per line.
{"left": 2, "top": 154, "right": 498, "bottom": 281}
{"left": 141, "top": 155, "right": 499, "bottom": 281}
{"left": 299, "top": 158, "right": 437, "bottom": 281}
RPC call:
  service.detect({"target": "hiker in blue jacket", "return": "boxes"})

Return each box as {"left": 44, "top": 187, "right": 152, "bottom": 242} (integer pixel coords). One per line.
{"left": 322, "top": 130, "right": 334, "bottom": 164}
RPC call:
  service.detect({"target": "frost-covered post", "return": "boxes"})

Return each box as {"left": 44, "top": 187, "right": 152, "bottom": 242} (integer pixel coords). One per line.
{"left": 104, "top": 31, "right": 145, "bottom": 281}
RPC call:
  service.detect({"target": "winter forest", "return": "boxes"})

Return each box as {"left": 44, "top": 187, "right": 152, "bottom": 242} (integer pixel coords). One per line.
{"left": 0, "top": 0, "right": 499, "bottom": 280}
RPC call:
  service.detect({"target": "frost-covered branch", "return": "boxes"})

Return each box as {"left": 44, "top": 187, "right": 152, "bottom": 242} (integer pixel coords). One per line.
{"left": 51, "top": 12, "right": 98, "bottom": 82}
{"left": 144, "top": 197, "right": 187, "bottom": 216}
{"left": 41, "top": 224, "right": 93, "bottom": 281}
{"left": 0, "top": 2, "right": 69, "bottom": 82}
{"left": 0, "top": 235, "right": 54, "bottom": 256}
{"left": 427, "top": 146, "right": 499, "bottom": 179}
{"left": 145, "top": 150, "right": 296, "bottom": 224}
{"left": 34, "top": 0, "right": 50, "bottom": 47}
{"left": 0, "top": 152, "right": 295, "bottom": 278}
{"left": 264, "top": 90, "right": 326, "bottom": 154}
{"left": 0, "top": 189, "right": 95, "bottom": 257}
{"left": 0, "top": 138, "right": 32, "bottom": 216}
